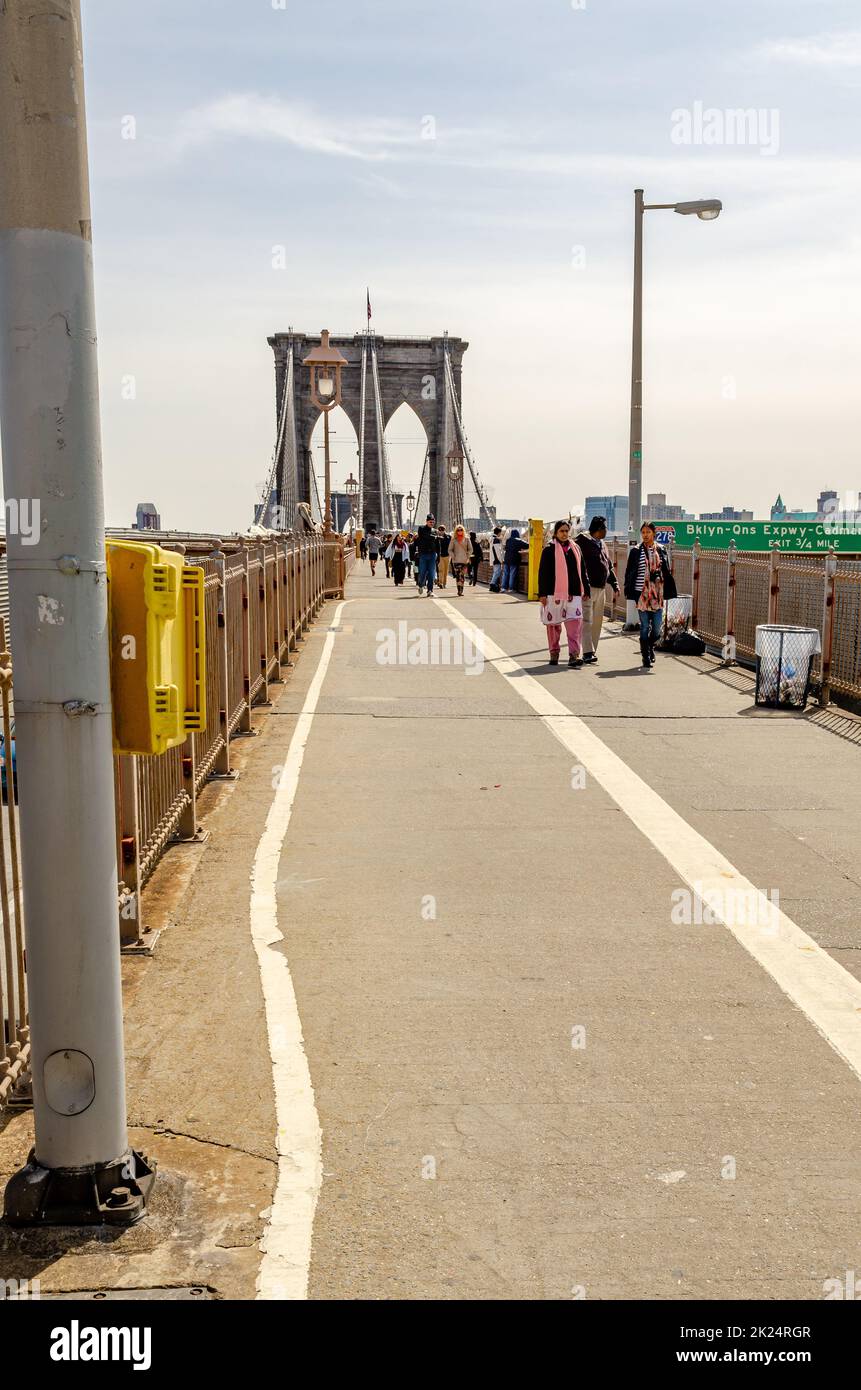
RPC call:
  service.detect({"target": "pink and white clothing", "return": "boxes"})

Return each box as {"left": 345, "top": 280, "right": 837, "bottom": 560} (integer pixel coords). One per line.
{"left": 542, "top": 540, "right": 584, "bottom": 656}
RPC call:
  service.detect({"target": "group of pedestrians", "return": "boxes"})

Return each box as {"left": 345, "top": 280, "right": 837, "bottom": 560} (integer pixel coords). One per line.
{"left": 538, "top": 515, "right": 675, "bottom": 672}
{"left": 360, "top": 516, "right": 484, "bottom": 597}
{"left": 360, "top": 511, "right": 675, "bottom": 673}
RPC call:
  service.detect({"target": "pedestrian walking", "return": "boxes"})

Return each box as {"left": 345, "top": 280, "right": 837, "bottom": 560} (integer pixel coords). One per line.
{"left": 449, "top": 525, "right": 472, "bottom": 596}
{"left": 502, "top": 528, "right": 528, "bottom": 593}
{"left": 359, "top": 534, "right": 367, "bottom": 562}
{"left": 489, "top": 526, "right": 506, "bottom": 592}
{"left": 416, "top": 513, "right": 440, "bottom": 596}
{"left": 469, "top": 530, "right": 482, "bottom": 586}
{"left": 366, "top": 527, "right": 382, "bottom": 575}
{"left": 538, "top": 519, "right": 591, "bottom": 667}
{"left": 404, "top": 533, "right": 413, "bottom": 579}
{"left": 389, "top": 532, "right": 408, "bottom": 586}
{"left": 409, "top": 533, "right": 420, "bottom": 586}
{"left": 575, "top": 516, "right": 620, "bottom": 663}
{"left": 624, "top": 521, "right": 677, "bottom": 670}
{"left": 437, "top": 526, "right": 451, "bottom": 589}
{"left": 383, "top": 535, "right": 392, "bottom": 577}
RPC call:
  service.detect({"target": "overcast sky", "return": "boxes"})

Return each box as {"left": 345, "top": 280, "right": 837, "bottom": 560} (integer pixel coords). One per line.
{"left": 21, "top": 0, "right": 861, "bottom": 527}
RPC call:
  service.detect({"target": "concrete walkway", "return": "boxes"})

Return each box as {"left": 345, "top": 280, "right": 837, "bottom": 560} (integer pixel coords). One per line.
{"left": 2, "top": 564, "right": 860, "bottom": 1301}
{"left": 277, "top": 567, "right": 861, "bottom": 1299}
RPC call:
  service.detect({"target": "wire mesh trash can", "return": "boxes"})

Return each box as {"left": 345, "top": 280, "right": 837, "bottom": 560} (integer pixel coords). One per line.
{"left": 755, "top": 625, "right": 821, "bottom": 709}
{"left": 658, "top": 595, "right": 692, "bottom": 649}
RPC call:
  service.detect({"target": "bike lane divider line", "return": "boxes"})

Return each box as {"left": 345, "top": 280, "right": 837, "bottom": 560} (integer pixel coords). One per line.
{"left": 250, "top": 599, "right": 349, "bottom": 1300}
{"left": 433, "top": 595, "right": 861, "bottom": 1084}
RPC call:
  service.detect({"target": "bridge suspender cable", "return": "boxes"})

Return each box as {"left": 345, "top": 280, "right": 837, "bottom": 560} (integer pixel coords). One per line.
{"left": 443, "top": 347, "right": 495, "bottom": 529}
{"left": 258, "top": 352, "right": 292, "bottom": 526}
{"left": 370, "top": 338, "right": 396, "bottom": 529}
{"left": 358, "top": 337, "right": 367, "bottom": 527}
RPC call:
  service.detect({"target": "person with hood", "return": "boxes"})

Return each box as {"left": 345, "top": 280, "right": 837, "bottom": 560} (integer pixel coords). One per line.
{"left": 469, "top": 530, "right": 483, "bottom": 586}
{"left": 502, "top": 528, "right": 529, "bottom": 593}
{"left": 489, "top": 526, "right": 505, "bottom": 592}
{"left": 387, "top": 532, "right": 408, "bottom": 586}
{"left": 538, "top": 519, "right": 591, "bottom": 666}
{"left": 624, "top": 520, "right": 677, "bottom": 669}
{"left": 575, "top": 516, "right": 620, "bottom": 663}
{"left": 448, "top": 524, "right": 472, "bottom": 596}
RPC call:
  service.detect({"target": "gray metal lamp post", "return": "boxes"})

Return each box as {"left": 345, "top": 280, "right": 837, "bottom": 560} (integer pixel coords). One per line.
{"left": 0, "top": 0, "right": 154, "bottom": 1224}
{"left": 626, "top": 190, "right": 722, "bottom": 627}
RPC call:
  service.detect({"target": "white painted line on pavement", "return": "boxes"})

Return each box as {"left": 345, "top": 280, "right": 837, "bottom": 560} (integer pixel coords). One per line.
{"left": 434, "top": 597, "right": 861, "bottom": 1084}
{"left": 250, "top": 599, "right": 348, "bottom": 1300}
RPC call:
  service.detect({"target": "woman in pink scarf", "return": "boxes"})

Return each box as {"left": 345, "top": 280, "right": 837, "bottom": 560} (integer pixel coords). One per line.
{"left": 537, "top": 520, "right": 591, "bottom": 667}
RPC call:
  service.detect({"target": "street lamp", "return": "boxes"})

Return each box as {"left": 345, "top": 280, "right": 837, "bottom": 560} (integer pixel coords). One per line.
{"left": 626, "top": 189, "right": 722, "bottom": 624}
{"left": 344, "top": 470, "right": 358, "bottom": 531}
{"left": 303, "top": 329, "right": 348, "bottom": 535}
{"left": 405, "top": 490, "right": 416, "bottom": 530}
{"left": 447, "top": 443, "right": 464, "bottom": 528}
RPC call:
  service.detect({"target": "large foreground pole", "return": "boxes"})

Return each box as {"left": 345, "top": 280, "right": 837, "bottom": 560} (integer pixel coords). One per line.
{"left": 0, "top": 0, "right": 152, "bottom": 1223}
{"left": 626, "top": 188, "right": 644, "bottom": 628}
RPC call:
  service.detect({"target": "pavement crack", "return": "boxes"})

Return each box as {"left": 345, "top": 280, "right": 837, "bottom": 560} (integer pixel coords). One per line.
{"left": 132, "top": 1122, "right": 276, "bottom": 1167}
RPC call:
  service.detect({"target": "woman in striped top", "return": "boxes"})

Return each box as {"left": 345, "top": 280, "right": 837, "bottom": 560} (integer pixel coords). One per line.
{"left": 623, "top": 522, "right": 677, "bottom": 670}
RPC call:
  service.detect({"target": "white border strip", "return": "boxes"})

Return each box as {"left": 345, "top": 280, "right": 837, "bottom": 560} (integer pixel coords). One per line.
{"left": 251, "top": 600, "right": 347, "bottom": 1300}
{"left": 434, "top": 597, "right": 861, "bottom": 1083}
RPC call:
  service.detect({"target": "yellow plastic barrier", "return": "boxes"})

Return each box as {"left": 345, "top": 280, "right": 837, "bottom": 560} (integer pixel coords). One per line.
{"left": 106, "top": 540, "right": 206, "bottom": 755}
{"left": 527, "top": 518, "right": 544, "bottom": 600}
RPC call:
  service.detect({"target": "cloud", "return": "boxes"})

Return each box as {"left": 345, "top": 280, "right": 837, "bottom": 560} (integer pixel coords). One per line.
{"left": 757, "top": 30, "right": 861, "bottom": 68}
{"left": 175, "top": 94, "right": 425, "bottom": 162}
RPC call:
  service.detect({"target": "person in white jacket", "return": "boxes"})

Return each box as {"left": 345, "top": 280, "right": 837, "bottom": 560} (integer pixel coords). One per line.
{"left": 489, "top": 526, "right": 506, "bottom": 592}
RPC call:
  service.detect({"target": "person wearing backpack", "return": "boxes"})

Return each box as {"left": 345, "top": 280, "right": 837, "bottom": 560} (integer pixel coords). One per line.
{"left": 624, "top": 521, "right": 677, "bottom": 670}
{"left": 489, "top": 527, "right": 505, "bottom": 592}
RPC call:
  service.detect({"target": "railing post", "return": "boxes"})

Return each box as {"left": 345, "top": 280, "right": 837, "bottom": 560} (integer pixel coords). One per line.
{"left": 117, "top": 755, "right": 143, "bottom": 947}
{"left": 768, "top": 542, "right": 781, "bottom": 624}
{"left": 258, "top": 545, "right": 270, "bottom": 704}
{"left": 273, "top": 544, "right": 284, "bottom": 667}
{"left": 819, "top": 548, "right": 837, "bottom": 708}
{"left": 214, "top": 551, "right": 233, "bottom": 774}
{"left": 238, "top": 544, "right": 253, "bottom": 733}
{"left": 177, "top": 733, "right": 203, "bottom": 841}
{"left": 691, "top": 540, "right": 702, "bottom": 632}
{"left": 723, "top": 539, "right": 737, "bottom": 665}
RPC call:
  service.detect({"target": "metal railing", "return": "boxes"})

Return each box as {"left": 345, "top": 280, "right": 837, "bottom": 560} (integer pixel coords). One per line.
{"left": 114, "top": 534, "right": 328, "bottom": 944}
{"left": 607, "top": 541, "right": 861, "bottom": 707}
{"left": 0, "top": 618, "right": 28, "bottom": 1107}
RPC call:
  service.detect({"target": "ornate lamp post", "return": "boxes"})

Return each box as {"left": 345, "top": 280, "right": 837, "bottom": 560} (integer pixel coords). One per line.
{"left": 447, "top": 442, "right": 464, "bottom": 528}
{"left": 344, "top": 470, "right": 358, "bottom": 533}
{"left": 302, "top": 330, "right": 348, "bottom": 535}
{"left": 405, "top": 490, "right": 416, "bottom": 531}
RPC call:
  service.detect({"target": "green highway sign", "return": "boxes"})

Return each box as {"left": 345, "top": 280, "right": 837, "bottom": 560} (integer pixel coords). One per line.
{"left": 653, "top": 520, "right": 861, "bottom": 553}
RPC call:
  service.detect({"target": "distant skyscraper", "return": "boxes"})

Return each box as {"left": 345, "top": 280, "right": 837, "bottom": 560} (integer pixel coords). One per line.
{"left": 700, "top": 506, "right": 754, "bottom": 521}
{"left": 134, "top": 502, "right": 161, "bottom": 530}
{"left": 585, "top": 494, "right": 628, "bottom": 535}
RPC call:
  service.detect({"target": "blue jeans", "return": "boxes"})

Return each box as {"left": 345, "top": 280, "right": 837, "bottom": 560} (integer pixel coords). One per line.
{"left": 639, "top": 608, "right": 662, "bottom": 645}
{"left": 502, "top": 563, "right": 519, "bottom": 592}
{"left": 418, "top": 553, "right": 437, "bottom": 592}
{"left": 490, "top": 561, "right": 503, "bottom": 589}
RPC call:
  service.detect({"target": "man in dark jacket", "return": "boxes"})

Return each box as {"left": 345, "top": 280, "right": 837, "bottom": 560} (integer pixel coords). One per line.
{"left": 468, "top": 531, "right": 482, "bottom": 586}
{"left": 575, "top": 517, "right": 620, "bottom": 663}
{"left": 502, "top": 528, "right": 529, "bottom": 593}
{"left": 416, "top": 514, "right": 440, "bottom": 596}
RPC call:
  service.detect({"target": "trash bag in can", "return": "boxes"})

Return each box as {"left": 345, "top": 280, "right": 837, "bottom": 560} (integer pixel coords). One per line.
{"left": 658, "top": 595, "right": 692, "bottom": 649}
{"left": 755, "top": 625, "right": 821, "bottom": 708}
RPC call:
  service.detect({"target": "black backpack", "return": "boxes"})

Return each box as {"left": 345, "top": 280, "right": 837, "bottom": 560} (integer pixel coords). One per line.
{"left": 669, "top": 630, "right": 706, "bottom": 655}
